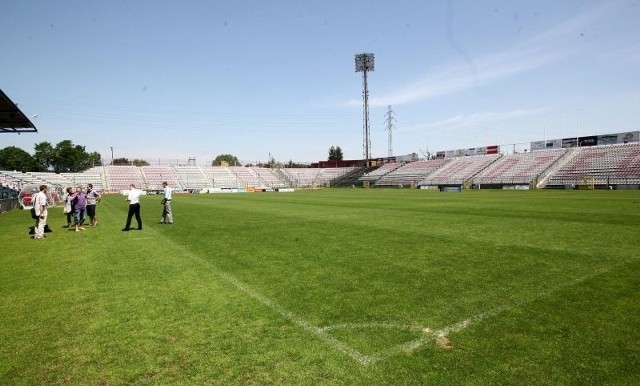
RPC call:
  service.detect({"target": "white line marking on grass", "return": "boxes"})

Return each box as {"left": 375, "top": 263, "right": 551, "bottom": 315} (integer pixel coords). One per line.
{"left": 319, "top": 323, "right": 424, "bottom": 333}
{"left": 366, "top": 257, "right": 640, "bottom": 365}
{"left": 213, "top": 269, "right": 374, "bottom": 365}
{"left": 158, "top": 227, "right": 639, "bottom": 367}
{"left": 164, "top": 243, "right": 373, "bottom": 366}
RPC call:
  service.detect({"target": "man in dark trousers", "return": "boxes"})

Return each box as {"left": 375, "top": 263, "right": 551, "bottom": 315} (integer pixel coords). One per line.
{"left": 122, "top": 183, "right": 142, "bottom": 231}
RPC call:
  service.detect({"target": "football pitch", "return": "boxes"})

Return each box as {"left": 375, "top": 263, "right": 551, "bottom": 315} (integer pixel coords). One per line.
{"left": 1, "top": 189, "right": 639, "bottom": 385}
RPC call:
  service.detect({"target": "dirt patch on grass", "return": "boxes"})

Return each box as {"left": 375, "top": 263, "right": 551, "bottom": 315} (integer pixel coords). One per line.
{"left": 436, "top": 336, "right": 453, "bottom": 349}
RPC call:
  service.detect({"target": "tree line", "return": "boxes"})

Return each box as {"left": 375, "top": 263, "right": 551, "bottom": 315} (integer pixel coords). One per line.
{"left": 1, "top": 143, "right": 345, "bottom": 173}
{"left": 211, "top": 146, "right": 342, "bottom": 168}
{"left": 0, "top": 140, "right": 101, "bottom": 173}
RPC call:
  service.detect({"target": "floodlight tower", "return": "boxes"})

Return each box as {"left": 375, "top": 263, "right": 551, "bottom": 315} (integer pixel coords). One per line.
{"left": 355, "top": 53, "right": 375, "bottom": 165}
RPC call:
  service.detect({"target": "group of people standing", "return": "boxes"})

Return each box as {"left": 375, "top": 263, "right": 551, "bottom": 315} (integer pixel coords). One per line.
{"left": 62, "top": 183, "right": 101, "bottom": 232}
{"left": 122, "top": 181, "right": 173, "bottom": 231}
{"left": 32, "top": 181, "right": 175, "bottom": 239}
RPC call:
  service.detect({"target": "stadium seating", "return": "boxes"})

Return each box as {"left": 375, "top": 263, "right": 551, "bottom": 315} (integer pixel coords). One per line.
{"left": 249, "top": 167, "right": 288, "bottom": 188}
{"left": 473, "top": 149, "right": 567, "bottom": 185}
{"left": 4, "top": 143, "right": 638, "bottom": 194}
{"left": 360, "top": 163, "right": 403, "bottom": 182}
{"left": 418, "top": 154, "right": 500, "bottom": 186}
{"left": 175, "top": 166, "right": 213, "bottom": 190}
{"left": 376, "top": 159, "right": 451, "bottom": 187}
{"left": 29, "top": 172, "right": 73, "bottom": 188}
{"left": 281, "top": 168, "right": 321, "bottom": 188}
{"left": 141, "top": 166, "right": 180, "bottom": 190}
{"left": 61, "top": 167, "right": 106, "bottom": 191}
{"left": 104, "top": 165, "right": 144, "bottom": 191}
{"left": 228, "top": 166, "right": 264, "bottom": 188}
{"left": 0, "top": 171, "right": 47, "bottom": 191}
{"left": 200, "top": 166, "right": 237, "bottom": 189}
{"left": 546, "top": 143, "right": 640, "bottom": 186}
{"left": 317, "top": 167, "right": 358, "bottom": 186}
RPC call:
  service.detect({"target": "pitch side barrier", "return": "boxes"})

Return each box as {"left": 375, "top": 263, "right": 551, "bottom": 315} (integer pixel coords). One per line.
{"left": 0, "top": 198, "right": 18, "bottom": 212}
{"left": 200, "top": 188, "right": 295, "bottom": 194}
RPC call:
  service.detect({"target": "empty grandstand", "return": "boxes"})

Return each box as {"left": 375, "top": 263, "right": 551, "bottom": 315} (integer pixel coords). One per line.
{"left": 544, "top": 143, "right": 640, "bottom": 188}
{"left": 359, "top": 162, "right": 403, "bottom": 182}
{"left": 472, "top": 148, "right": 567, "bottom": 187}
{"left": 229, "top": 166, "right": 264, "bottom": 188}
{"left": 177, "top": 166, "right": 215, "bottom": 190}
{"left": 63, "top": 167, "right": 105, "bottom": 191}
{"left": 281, "top": 168, "right": 321, "bottom": 188}
{"left": 250, "top": 167, "right": 288, "bottom": 189}
{"left": 141, "top": 166, "right": 180, "bottom": 191}
{"left": 3, "top": 140, "right": 639, "bottom": 195}
{"left": 375, "top": 159, "right": 450, "bottom": 187}
{"left": 418, "top": 154, "right": 500, "bottom": 188}
{"left": 203, "top": 166, "right": 238, "bottom": 189}
{"left": 104, "top": 165, "right": 144, "bottom": 191}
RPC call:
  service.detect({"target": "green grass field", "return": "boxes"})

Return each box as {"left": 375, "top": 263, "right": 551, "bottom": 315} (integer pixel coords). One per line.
{"left": 1, "top": 189, "right": 639, "bottom": 385}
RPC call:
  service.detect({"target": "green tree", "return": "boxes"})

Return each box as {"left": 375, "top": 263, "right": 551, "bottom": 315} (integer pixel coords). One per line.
{"left": 87, "top": 151, "right": 102, "bottom": 167}
{"left": 212, "top": 154, "right": 239, "bottom": 166}
{"left": 328, "top": 146, "right": 343, "bottom": 161}
{"left": 286, "top": 160, "right": 310, "bottom": 168}
{"left": 33, "top": 142, "right": 56, "bottom": 171}
{"left": 48, "top": 140, "right": 101, "bottom": 172}
{"left": 113, "top": 157, "right": 130, "bottom": 165}
{"left": 132, "top": 159, "right": 150, "bottom": 167}
{"left": 52, "top": 140, "right": 85, "bottom": 173}
{"left": 0, "top": 146, "right": 37, "bottom": 171}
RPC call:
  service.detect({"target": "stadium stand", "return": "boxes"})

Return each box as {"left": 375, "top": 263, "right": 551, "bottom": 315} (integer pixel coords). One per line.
{"left": 175, "top": 166, "right": 213, "bottom": 190}
{"left": 202, "top": 166, "right": 238, "bottom": 189}
{"left": 376, "top": 159, "right": 450, "bottom": 187}
{"left": 472, "top": 148, "right": 567, "bottom": 186}
{"left": 228, "top": 166, "right": 264, "bottom": 188}
{"left": 104, "top": 165, "right": 144, "bottom": 191}
{"left": 0, "top": 171, "right": 23, "bottom": 191}
{"left": 418, "top": 154, "right": 500, "bottom": 187}
{"left": 29, "top": 172, "right": 73, "bottom": 187}
{"left": 62, "top": 167, "right": 105, "bottom": 191}
{"left": 141, "top": 166, "right": 180, "bottom": 191}
{"left": 249, "top": 167, "right": 288, "bottom": 188}
{"left": 317, "top": 167, "right": 358, "bottom": 186}
{"left": 359, "top": 162, "right": 403, "bottom": 182}
{"left": 4, "top": 143, "right": 638, "bottom": 195}
{"left": 0, "top": 171, "right": 45, "bottom": 191}
{"left": 545, "top": 143, "right": 640, "bottom": 187}
{"left": 281, "top": 168, "right": 321, "bottom": 188}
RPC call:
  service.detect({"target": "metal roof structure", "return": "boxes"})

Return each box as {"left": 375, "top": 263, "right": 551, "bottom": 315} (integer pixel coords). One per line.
{"left": 0, "top": 89, "right": 37, "bottom": 133}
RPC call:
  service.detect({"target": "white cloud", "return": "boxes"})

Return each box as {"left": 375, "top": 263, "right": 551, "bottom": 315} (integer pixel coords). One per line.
{"left": 346, "top": 2, "right": 621, "bottom": 108}
{"left": 403, "top": 107, "right": 551, "bottom": 134}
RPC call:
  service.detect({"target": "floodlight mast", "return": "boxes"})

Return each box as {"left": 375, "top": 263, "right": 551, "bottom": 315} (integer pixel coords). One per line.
{"left": 355, "top": 53, "right": 375, "bottom": 166}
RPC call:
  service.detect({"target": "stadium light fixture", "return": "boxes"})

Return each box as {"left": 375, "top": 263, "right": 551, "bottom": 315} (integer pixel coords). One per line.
{"left": 355, "top": 53, "right": 375, "bottom": 165}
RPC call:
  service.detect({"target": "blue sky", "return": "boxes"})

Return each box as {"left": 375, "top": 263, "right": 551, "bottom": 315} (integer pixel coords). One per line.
{"left": 2, "top": 0, "right": 639, "bottom": 165}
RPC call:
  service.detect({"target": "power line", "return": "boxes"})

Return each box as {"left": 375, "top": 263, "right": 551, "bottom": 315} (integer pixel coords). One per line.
{"left": 384, "top": 105, "right": 396, "bottom": 158}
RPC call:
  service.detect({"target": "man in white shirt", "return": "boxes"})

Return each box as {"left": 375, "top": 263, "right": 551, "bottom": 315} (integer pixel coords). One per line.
{"left": 33, "top": 185, "right": 48, "bottom": 239}
{"left": 122, "top": 183, "right": 142, "bottom": 231}
{"left": 160, "top": 181, "right": 174, "bottom": 224}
